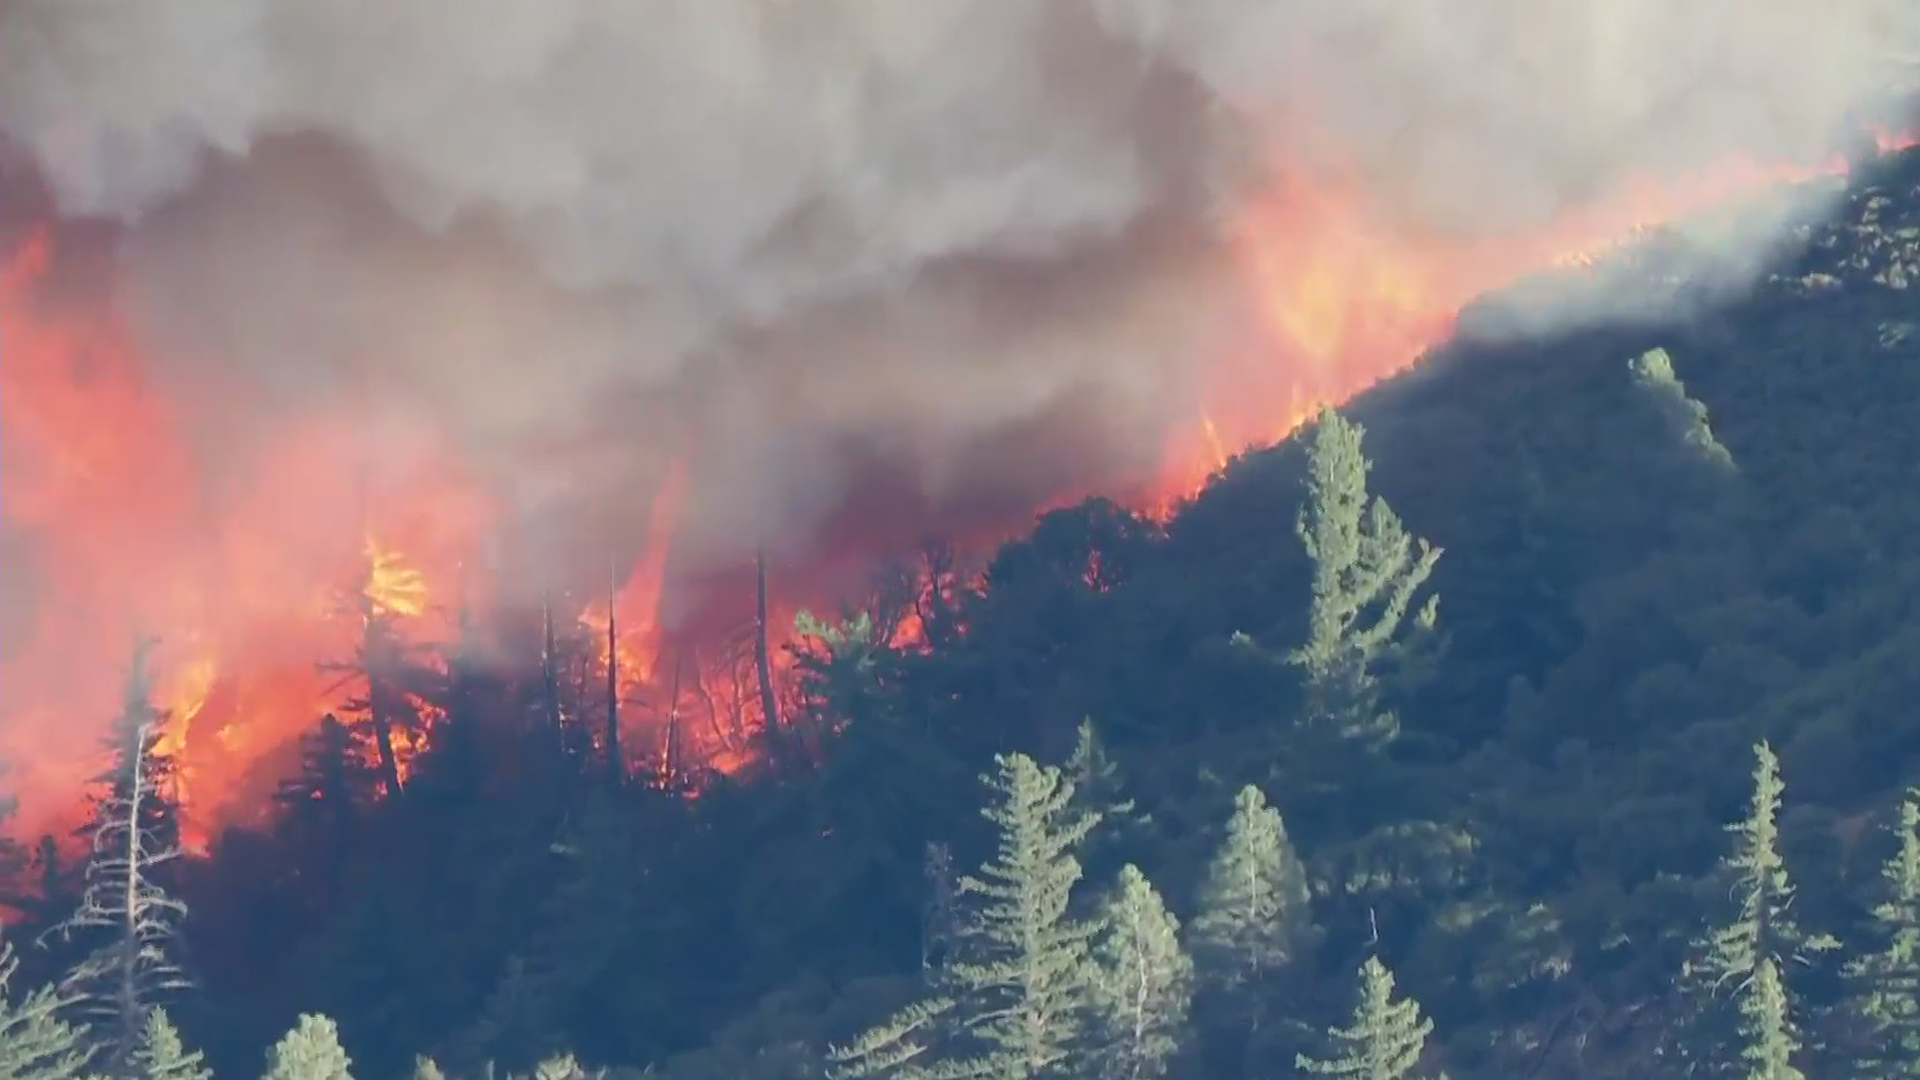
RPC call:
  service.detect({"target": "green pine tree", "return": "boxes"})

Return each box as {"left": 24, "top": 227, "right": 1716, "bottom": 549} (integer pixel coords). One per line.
{"left": 1189, "top": 785, "right": 1316, "bottom": 993}
{"left": 260, "top": 1015, "right": 353, "bottom": 1080}
{"left": 1675, "top": 742, "right": 1834, "bottom": 1080}
{"left": 1740, "top": 958, "right": 1803, "bottom": 1080}
{"left": 943, "top": 753, "right": 1102, "bottom": 1080}
{"left": 1629, "top": 348, "right": 1737, "bottom": 474}
{"left": 825, "top": 996, "right": 960, "bottom": 1080}
{"left": 128, "top": 1009, "right": 208, "bottom": 1080}
{"left": 1296, "top": 955, "right": 1432, "bottom": 1080}
{"left": 0, "top": 936, "right": 90, "bottom": 1080}
{"left": 1087, "top": 865, "right": 1192, "bottom": 1080}
{"left": 1846, "top": 790, "right": 1920, "bottom": 1079}
{"left": 1290, "top": 409, "right": 1441, "bottom": 751}
{"left": 1065, "top": 720, "right": 1147, "bottom": 869}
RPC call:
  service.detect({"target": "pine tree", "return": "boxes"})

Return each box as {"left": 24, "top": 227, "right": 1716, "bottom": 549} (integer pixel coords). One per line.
{"left": 1189, "top": 785, "right": 1316, "bottom": 994}
{"left": 942, "top": 753, "right": 1102, "bottom": 1080}
{"left": 1740, "top": 958, "right": 1803, "bottom": 1080}
{"left": 272, "top": 715, "right": 377, "bottom": 890}
{"left": 0, "top": 936, "right": 90, "bottom": 1080}
{"left": 1675, "top": 742, "right": 1834, "bottom": 1080}
{"left": 1290, "top": 408, "right": 1441, "bottom": 751}
{"left": 1846, "top": 790, "right": 1920, "bottom": 1079}
{"left": 1630, "top": 348, "right": 1737, "bottom": 474}
{"left": 825, "top": 996, "right": 960, "bottom": 1080}
{"left": 1296, "top": 955, "right": 1433, "bottom": 1080}
{"left": 51, "top": 647, "right": 188, "bottom": 1076}
{"left": 261, "top": 1016, "right": 353, "bottom": 1080}
{"left": 128, "top": 1009, "right": 209, "bottom": 1080}
{"left": 1065, "top": 720, "right": 1146, "bottom": 872}
{"left": 456, "top": 790, "right": 639, "bottom": 1070}
{"left": 1087, "top": 865, "right": 1192, "bottom": 1080}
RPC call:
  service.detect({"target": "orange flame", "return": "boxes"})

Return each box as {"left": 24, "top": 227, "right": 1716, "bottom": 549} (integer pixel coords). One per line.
{"left": 1, "top": 128, "right": 1914, "bottom": 850}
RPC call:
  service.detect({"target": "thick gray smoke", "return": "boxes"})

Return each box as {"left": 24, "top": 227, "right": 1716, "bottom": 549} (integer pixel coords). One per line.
{"left": 1, "top": 0, "right": 1914, "bottom": 581}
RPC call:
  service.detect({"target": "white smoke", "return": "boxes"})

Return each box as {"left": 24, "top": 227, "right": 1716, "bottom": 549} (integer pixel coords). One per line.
{"left": 2, "top": 0, "right": 1915, "bottom": 575}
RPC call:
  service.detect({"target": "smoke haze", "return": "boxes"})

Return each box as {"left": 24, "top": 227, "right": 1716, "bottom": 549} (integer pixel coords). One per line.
{"left": 2, "top": 0, "right": 1915, "bottom": 577}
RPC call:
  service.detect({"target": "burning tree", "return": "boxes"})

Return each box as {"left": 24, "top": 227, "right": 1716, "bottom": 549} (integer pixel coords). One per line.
{"left": 47, "top": 644, "right": 189, "bottom": 1075}
{"left": 323, "top": 541, "right": 446, "bottom": 798}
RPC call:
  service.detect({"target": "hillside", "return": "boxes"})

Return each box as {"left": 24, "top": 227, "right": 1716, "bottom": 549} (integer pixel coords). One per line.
{"left": 12, "top": 146, "right": 1920, "bottom": 1080}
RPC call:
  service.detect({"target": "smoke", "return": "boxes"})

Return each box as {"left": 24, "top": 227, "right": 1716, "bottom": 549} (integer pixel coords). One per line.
{"left": 2, "top": 0, "right": 1915, "bottom": 578}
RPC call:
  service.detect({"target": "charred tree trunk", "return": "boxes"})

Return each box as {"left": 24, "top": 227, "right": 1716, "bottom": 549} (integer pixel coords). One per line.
{"left": 366, "top": 635, "right": 405, "bottom": 797}
{"left": 368, "top": 611, "right": 410, "bottom": 795}
{"left": 540, "top": 594, "right": 562, "bottom": 734}
{"left": 604, "top": 563, "right": 623, "bottom": 788}
{"left": 663, "top": 648, "right": 685, "bottom": 786}
{"left": 753, "top": 547, "right": 784, "bottom": 757}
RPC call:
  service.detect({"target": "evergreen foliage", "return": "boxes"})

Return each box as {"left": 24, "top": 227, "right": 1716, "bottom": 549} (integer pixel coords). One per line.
{"left": 0, "top": 939, "right": 89, "bottom": 1080}
{"left": 1675, "top": 743, "right": 1833, "bottom": 1080}
{"left": 1086, "top": 865, "right": 1191, "bottom": 1080}
{"left": 824, "top": 997, "right": 959, "bottom": 1080}
{"left": 1847, "top": 791, "right": 1920, "bottom": 1079}
{"left": 260, "top": 1017, "right": 353, "bottom": 1080}
{"left": 1295, "top": 956, "right": 1432, "bottom": 1080}
{"left": 1189, "top": 785, "right": 1315, "bottom": 991}
{"left": 1629, "top": 348, "right": 1738, "bottom": 474}
{"left": 942, "top": 753, "right": 1102, "bottom": 1080}
{"left": 129, "top": 1009, "right": 209, "bottom": 1080}
{"left": 1286, "top": 408, "right": 1441, "bottom": 751}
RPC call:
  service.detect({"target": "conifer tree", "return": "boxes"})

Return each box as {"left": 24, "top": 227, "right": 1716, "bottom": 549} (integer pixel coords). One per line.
{"left": 52, "top": 647, "right": 188, "bottom": 1075}
{"left": 273, "top": 715, "right": 377, "bottom": 889}
{"left": 1630, "top": 348, "right": 1737, "bottom": 474}
{"left": 942, "top": 753, "right": 1102, "bottom": 1080}
{"left": 1290, "top": 409, "right": 1441, "bottom": 750}
{"left": 128, "top": 1009, "right": 208, "bottom": 1080}
{"left": 1674, "top": 742, "right": 1834, "bottom": 1080}
{"left": 456, "top": 790, "right": 638, "bottom": 1070}
{"left": 260, "top": 1016, "right": 353, "bottom": 1080}
{"left": 1087, "top": 865, "right": 1192, "bottom": 1080}
{"left": 825, "top": 996, "right": 960, "bottom": 1080}
{"left": 1846, "top": 790, "right": 1920, "bottom": 1079}
{"left": 0, "top": 937, "right": 90, "bottom": 1080}
{"left": 1190, "top": 785, "right": 1316, "bottom": 995}
{"left": 1296, "top": 956, "right": 1433, "bottom": 1080}
{"left": 1065, "top": 720, "right": 1146, "bottom": 871}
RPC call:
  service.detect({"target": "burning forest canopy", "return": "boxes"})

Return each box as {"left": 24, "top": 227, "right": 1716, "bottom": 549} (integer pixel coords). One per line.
{"left": 2, "top": 0, "right": 1920, "bottom": 847}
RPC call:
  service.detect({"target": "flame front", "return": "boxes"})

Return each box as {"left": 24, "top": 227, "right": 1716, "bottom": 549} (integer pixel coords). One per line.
{"left": 1, "top": 128, "right": 1914, "bottom": 847}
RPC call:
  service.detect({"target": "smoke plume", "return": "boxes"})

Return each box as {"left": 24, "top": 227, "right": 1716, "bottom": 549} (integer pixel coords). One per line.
{"left": 2, "top": 0, "right": 1915, "bottom": 579}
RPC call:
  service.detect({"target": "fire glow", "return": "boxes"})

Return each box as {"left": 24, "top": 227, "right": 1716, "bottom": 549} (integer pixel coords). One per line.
{"left": 1, "top": 131, "right": 1912, "bottom": 854}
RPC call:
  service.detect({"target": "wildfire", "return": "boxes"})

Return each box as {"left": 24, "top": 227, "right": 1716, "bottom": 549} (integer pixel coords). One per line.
{"left": 1, "top": 127, "right": 1914, "bottom": 854}
{"left": 364, "top": 538, "right": 430, "bottom": 619}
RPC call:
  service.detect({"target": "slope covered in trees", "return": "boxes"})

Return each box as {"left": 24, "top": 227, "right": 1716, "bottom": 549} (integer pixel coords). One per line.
{"left": 12, "top": 148, "right": 1920, "bottom": 1080}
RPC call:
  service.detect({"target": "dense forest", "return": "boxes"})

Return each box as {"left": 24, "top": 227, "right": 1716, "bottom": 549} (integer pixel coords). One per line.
{"left": 9, "top": 145, "right": 1920, "bottom": 1080}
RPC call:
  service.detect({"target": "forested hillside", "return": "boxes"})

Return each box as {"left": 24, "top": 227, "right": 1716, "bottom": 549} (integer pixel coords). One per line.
{"left": 10, "top": 148, "right": 1920, "bottom": 1080}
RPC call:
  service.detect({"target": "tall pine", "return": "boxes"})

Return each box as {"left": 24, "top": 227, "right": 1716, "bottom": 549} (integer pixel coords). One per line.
{"left": 1190, "top": 785, "right": 1316, "bottom": 994}
{"left": 1296, "top": 956, "right": 1433, "bottom": 1080}
{"left": 1290, "top": 408, "right": 1440, "bottom": 751}
{"left": 1673, "top": 742, "right": 1834, "bottom": 1080}
{"left": 943, "top": 753, "right": 1102, "bottom": 1080}
{"left": 1087, "top": 865, "right": 1191, "bottom": 1080}
{"left": 1846, "top": 789, "right": 1920, "bottom": 1079}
